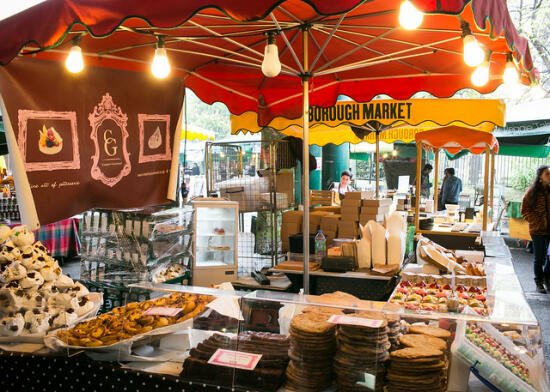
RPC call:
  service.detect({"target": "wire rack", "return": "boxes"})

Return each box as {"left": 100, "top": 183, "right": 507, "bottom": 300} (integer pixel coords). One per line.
{"left": 205, "top": 140, "right": 295, "bottom": 276}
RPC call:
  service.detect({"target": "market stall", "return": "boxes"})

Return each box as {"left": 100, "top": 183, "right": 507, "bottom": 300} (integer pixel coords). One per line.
{"left": 0, "top": 1, "right": 545, "bottom": 390}
{"left": 414, "top": 127, "right": 499, "bottom": 247}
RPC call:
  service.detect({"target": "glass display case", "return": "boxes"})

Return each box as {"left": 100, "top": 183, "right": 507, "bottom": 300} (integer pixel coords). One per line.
{"left": 192, "top": 199, "right": 238, "bottom": 286}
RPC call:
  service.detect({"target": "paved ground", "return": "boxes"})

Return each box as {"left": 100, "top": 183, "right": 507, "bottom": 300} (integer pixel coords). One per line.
{"left": 506, "top": 240, "right": 550, "bottom": 377}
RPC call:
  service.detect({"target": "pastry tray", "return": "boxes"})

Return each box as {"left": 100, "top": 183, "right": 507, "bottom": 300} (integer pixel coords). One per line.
{"left": 0, "top": 292, "right": 103, "bottom": 344}
{"left": 451, "top": 321, "right": 539, "bottom": 392}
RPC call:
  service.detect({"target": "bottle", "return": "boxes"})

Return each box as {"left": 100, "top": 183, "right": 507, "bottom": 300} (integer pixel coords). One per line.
{"left": 314, "top": 230, "right": 326, "bottom": 260}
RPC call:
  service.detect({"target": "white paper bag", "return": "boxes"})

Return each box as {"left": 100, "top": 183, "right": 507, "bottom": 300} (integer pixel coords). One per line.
{"left": 371, "top": 221, "right": 386, "bottom": 266}
{"left": 357, "top": 223, "right": 372, "bottom": 269}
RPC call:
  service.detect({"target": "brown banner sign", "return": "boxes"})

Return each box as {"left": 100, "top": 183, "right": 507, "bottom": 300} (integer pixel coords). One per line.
{"left": 0, "top": 58, "right": 185, "bottom": 225}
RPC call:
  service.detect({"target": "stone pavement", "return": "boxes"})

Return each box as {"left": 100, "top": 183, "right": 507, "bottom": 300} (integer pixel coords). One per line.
{"left": 508, "top": 242, "right": 550, "bottom": 377}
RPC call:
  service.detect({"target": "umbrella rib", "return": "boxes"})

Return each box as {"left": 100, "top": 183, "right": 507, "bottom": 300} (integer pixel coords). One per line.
{"left": 313, "top": 28, "right": 395, "bottom": 73}
{"left": 309, "top": 13, "right": 346, "bottom": 71}
{"left": 270, "top": 13, "right": 304, "bottom": 74}
{"left": 308, "top": 32, "right": 342, "bottom": 79}
{"left": 315, "top": 50, "right": 436, "bottom": 76}
{"left": 188, "top": 20, "right": 264, "bottom": 60}
{"left": 323, "top": 25, "right": 464, "bottom": 57}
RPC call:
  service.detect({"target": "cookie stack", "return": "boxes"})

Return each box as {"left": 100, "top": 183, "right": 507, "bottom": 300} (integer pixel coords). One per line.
{"left": 386, "top": 346, "right": 446, "bottom": 392}
{"left": 386, "top": 312, "right": 402, "bottom": 351}
{"left": 407, "top": 325, "right": 451, "bottom": 389}
{"left": 334, "top": 311, "right": 390, "bottom": 392}
{"left": 285, "top": 310, "right": 339, "bottom": 391}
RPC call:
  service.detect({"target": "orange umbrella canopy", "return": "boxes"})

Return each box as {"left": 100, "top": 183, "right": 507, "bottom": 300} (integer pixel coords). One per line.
{"left": 414, "top": 126, "right": 499, "bottom": 155}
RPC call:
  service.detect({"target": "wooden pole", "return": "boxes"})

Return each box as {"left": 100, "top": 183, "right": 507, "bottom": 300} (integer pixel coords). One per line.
{"left": 482, "top": 146, "right": 490, "bottom": 231}
{"left": 489, "top": 150, "right": 495, "bottom": 224}
{"left": 433, "top": 148, "right": 439, "bottom": 213}
{"left": 375, "top": 131, "right": 380, "bottom": 198}
{"left": 415, "top": 143, "right": 422, "bottom": 232}
{"left": 302, "top": 28, "right": 310, "bottom": 294}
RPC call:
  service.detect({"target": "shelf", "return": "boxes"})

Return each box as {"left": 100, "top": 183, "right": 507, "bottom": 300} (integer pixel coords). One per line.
{"left": 196, "top": 218, "right": 235, "bottom": 222}
{"left": 196, "top": 260, "right": 235, "bottom": 267}
{"left": 196, "top": 247, "right": 234, "bottom": 252}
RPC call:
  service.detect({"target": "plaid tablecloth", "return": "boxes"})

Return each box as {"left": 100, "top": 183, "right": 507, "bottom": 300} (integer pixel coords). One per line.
{"left": 33, "top": 217, "right": 81, "bottom": 259}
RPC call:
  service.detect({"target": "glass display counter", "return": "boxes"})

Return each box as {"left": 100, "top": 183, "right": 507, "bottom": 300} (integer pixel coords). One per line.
{"left": 45, "top": 279, "right": 544, "bottom": 392}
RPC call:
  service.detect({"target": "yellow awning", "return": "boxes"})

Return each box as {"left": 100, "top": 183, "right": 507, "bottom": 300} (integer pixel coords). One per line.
{"left": 180, "top": 126, "right": 215, "bottom": 141}
{"left": 231, "top": 99, "right": 505, "bottom": 146}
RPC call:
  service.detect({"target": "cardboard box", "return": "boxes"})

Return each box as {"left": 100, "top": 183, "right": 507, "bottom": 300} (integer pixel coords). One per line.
{"left": 309, "top": 210, "right": 333, "bottom": 225}
{"left": 362, "top": 198, "right": 392, "bottom": 207}
{"left": 282, "top": 241, "right": 290, "bottom": 252}
{"left": 276, "top": 171, "right": 294, "bottom": 204}
{"left": 341, "top": 198, "right": 362, "bottom": 207}
{"left": 341, "top": 206, "right": 361, "bottom": 216}
{"left": 281, "top": 222, "right": 301, "bottom": 241}
{"left": 321, "top": 214, "right": 341, "bottom": 224}
{"left": 338, "top": 220, "right": 357, "bottom": 230}
{"left": 345, "top": 191, "right": 373, "bottom": 200}
{"left": 283, "top": 210, "right": 303, "bottom": 224}
{"left": 361, "top": 205, "right": 390, "bottom": 215}
{"left": 309, "top": 224, "right": 320, "bottom": 234}
{"left": 340, "top": 213, "right": 360, "bottom": 223}
{"left": 260, "top": 192, "right": 289, "bottom": 210}
{"left": 313, "top": 206, "right": 341, "bottom": 213}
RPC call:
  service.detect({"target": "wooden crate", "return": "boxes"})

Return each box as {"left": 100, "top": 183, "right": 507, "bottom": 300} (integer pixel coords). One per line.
{"left": 310, "top": 190, "right": 339, "bottom": 206}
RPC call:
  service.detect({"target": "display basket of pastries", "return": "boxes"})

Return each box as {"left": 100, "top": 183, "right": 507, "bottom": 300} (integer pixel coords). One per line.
{"left": 0, "top": 225, "right": 103, "bottom": 342}
{"left": 389, "top": 279, "right": 489, "bottom": 316}
{"left": 45, "top": 292, "right": 214, "bottom": 351}
{"left": 452, "top": 321, "right": 540, "bottom": 392}
{"left": 416, "top": 236, "right": 485, "bottom": 276}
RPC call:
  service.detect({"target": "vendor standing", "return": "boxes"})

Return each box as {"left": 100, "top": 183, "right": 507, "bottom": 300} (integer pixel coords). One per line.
{"left": 438, "top": 167, "right": 462, "bottom": 210}
{"left": 329, "top": 170, "right": 355, "bottom": 201}
{"left": 521, "top": 165, "right": 550, "bottom": 294}
{"left": 420, "top": 163, "right": 433, "bottom": 198}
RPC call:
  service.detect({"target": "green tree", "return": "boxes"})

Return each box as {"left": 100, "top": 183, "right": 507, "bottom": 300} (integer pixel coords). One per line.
{"left": 184, "top": 88, "right": 231, "bottom": 140}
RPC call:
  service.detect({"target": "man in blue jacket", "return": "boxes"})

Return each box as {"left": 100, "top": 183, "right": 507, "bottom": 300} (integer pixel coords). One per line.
{"left": 439, "top": 167, "right": 462, "bottom": 210}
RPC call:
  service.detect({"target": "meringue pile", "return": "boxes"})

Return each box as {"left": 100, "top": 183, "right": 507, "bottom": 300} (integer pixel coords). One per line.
{"left": 0, "top": 225, "right": 95, "bottom": 337}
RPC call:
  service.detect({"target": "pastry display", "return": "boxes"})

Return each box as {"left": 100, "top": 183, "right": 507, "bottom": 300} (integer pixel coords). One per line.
{"left": 465, "top": 323, "right": 533, "bottom": 387}
{"left": 416, "top": 236, "right": 484, "bottom": 276}
{"left": 152, "top": 263, "right": 186, "bottom": 283}
{"left": 181, "top": 331, "right": 289, "bottom": 392}
{"left": 0, "top": 225, "right": 97, "bottom": 337}
{"left": 389, "top": 280, "right": 489, "bottom": 315}
{"left": 56, "top": 292, "right": 213, "bottom": 347}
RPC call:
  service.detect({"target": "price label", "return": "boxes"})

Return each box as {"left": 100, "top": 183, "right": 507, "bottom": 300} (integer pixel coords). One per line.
{"left": 328, "top": 314, "right": 384, "bottom": 328}
{"left": 208, "top": 349, "right": 262, "bottom": 371}
{"left": 142, "top": 307, "right": 183, "bottom": 317}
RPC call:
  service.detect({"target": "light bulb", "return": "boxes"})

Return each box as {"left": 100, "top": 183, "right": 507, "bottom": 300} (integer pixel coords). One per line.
{"left": 262, "top": 42, "right": 281, "bottom": 78}
{"left": 463, "top": 35, "right": 484, "bottom": 67}
{"left": 392, "top": 149, "right": 397, "bottom": 157}
{"left": 65, "top": 44, "right": 84, "bottom": 73}
{"left": 399, "top": 1, "right": 423, "bottom": 30}
{"left": 383, "top": 153, "right": 389, "bottom": 159}
{"left": 503, "top": 60, "right": 519, "bottom": 85}
{"left": 151, "top": 47, "right": 170, "bottom": 79}
{"left": 471, "top": 61, "right": 489, "bottom": 87}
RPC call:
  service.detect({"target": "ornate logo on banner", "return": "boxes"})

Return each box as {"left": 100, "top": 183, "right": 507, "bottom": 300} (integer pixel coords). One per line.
{"left": 137, "top": 113, "right": 171, "bottom": 163}
{"left": 17, "top": 110, "right": 80, "bottom": 171}
{"left": 88, "top": 93, "right": 131, "bottom": 187}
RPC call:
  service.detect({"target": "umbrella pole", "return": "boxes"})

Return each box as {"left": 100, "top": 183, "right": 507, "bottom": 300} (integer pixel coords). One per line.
{"left": 375, "top": 131, "right": 380, "bottom": 198}
{"left": 302, "top": 27, "right": 310, "bottom": 294}
{"left": 482, "top": 147, "right": 490, "bottom": 231}
{"left": 415, "top": 143, "right": 422, "bottom": 232}
{"left": 433, "top": 148, "right": 439, "bottom": 212}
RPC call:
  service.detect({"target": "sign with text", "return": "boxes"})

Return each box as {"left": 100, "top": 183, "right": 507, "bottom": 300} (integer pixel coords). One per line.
{"left": 142, "top": 307, "right": 183, "bottom": 317}
{"left": 208, "top": 349, "right": 262, "bottom": 371}
{"left": 0, "top": 58, "right": 185, "bottom": 224}
{"left": 328, "top": 314, "right": 385, "bottom": 328}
